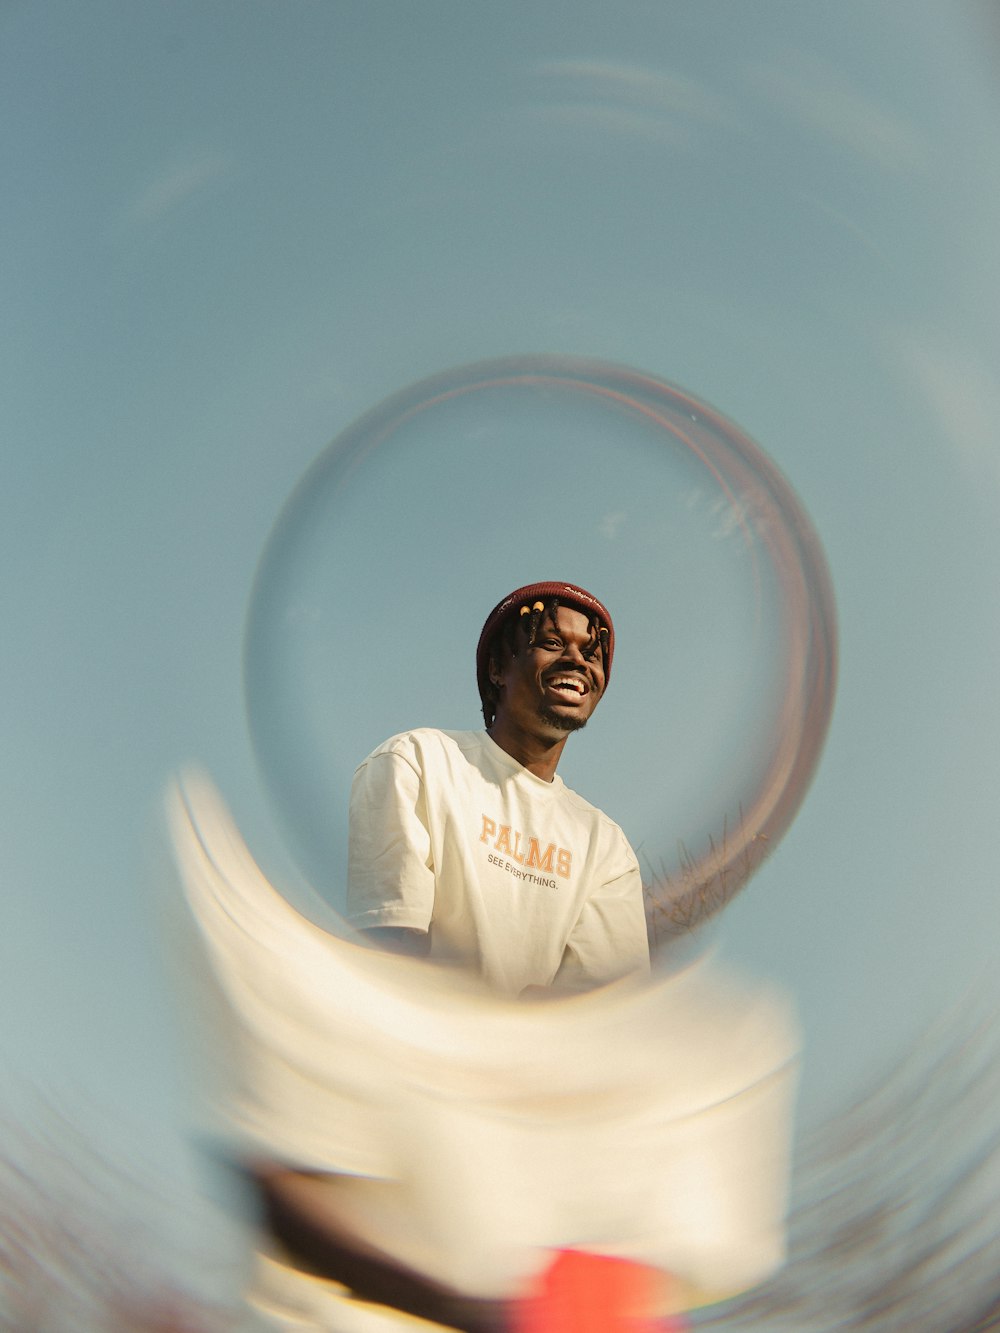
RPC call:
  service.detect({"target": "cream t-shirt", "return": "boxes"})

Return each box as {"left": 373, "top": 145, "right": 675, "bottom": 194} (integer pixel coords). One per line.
{"left": 347, "top": 729, "right": 649, "bottom": 994}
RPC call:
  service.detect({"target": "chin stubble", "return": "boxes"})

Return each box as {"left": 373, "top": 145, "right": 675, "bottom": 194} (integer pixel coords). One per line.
{"left": 539, "top": 707, "right": 588, "bottom": 733}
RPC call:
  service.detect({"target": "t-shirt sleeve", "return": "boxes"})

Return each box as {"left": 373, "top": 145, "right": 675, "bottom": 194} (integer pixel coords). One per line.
{"left": 552, "top": 838, "right": 650, "bottom": 991}
{"left": 346, "top": 749, "right": 435, "bottom": 932}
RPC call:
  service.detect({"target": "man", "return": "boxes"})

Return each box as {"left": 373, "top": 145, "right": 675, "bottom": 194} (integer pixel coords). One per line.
{"left": 169, "top": 585, "right": 797, "bottom": 1328}
{"left": 346, "top": 582, "right": 650, "bottom": 993}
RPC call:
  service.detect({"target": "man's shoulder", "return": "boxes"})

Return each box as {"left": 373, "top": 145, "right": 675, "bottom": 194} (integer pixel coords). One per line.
{"left": 356, "top": 728, "right": 485, "bottom": 768}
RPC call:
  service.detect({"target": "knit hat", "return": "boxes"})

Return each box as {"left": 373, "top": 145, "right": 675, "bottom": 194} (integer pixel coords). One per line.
{"left": 476, "top": 582, "right": 615, "bottom": 708}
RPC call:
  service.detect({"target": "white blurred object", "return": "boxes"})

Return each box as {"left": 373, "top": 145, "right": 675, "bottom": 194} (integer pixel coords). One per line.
{"left": 166, "top": 771, "right": 799, "bottom": 1325}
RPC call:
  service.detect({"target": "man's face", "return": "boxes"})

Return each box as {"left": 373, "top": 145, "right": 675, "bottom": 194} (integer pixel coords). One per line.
{"left": 490, "top": 605, "right": 607, "bottom": 740}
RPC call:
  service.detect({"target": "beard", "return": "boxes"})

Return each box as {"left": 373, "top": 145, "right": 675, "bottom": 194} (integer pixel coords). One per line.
{"left": 538, "top": 706, "right": 589, "bottom": 733}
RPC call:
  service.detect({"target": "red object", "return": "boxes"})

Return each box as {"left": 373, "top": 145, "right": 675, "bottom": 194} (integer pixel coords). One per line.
{"left": 509, "top": 1250, "right": 687, "bottom": 1333}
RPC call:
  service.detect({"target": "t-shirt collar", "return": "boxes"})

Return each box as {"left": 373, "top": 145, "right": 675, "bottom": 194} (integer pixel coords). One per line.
{"left": 481, "top": 730, "right": 566, "bottom": 793}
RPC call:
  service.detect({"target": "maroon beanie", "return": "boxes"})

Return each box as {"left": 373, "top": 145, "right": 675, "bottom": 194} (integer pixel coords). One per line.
{"left": 476, "top": 581, "right": 615, "bottom": 708}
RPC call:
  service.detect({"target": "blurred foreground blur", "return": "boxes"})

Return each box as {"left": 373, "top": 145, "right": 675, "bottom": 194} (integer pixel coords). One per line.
{"left": 167, "top": 771, "right": 798, "bottom": 1329}
{"left": 4, "top": 943, "right": 1000, "bottom": 1329}
{"left": 6, "top": 774, "right": 998, "bottom": 1330}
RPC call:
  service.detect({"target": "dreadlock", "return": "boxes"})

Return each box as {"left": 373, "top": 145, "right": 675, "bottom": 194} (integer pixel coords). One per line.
{"left": 481, "top": 596, "right": 609, "bottom": 727}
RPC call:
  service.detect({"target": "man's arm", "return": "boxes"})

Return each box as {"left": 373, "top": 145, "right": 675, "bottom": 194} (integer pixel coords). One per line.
{"left": 347, "top": 747, "right": 436, "bottom": 936}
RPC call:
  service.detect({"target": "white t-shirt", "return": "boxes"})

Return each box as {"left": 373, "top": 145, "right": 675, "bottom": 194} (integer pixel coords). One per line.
{"left": 346, "top": 729, "right": 650, "bottom": 994}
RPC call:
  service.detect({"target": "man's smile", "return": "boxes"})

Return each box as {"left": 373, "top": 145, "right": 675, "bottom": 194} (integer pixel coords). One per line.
{"left": 544, "top": 672, "right": 589, "bottom": 698}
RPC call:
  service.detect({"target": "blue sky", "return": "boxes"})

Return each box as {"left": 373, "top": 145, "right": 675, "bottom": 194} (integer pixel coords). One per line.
{"left": 3, "top": 0, "right": 1000, "bottom": 1291}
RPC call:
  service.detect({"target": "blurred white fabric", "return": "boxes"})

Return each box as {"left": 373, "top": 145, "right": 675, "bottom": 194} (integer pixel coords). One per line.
{"left": 166, "top": 771, "right": 799, "bottom": 1326}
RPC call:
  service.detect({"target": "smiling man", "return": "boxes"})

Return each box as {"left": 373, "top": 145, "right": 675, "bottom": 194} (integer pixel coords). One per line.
{"left": 179, "top": 588, "right": 794, "bottom": 1331}
{"left": 346, "top": 582, "right": 650, "bottom": 993}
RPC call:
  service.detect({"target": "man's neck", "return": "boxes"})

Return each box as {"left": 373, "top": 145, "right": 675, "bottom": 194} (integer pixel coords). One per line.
{"left": 487, "top": 722, "right": 567, "bottom": 782}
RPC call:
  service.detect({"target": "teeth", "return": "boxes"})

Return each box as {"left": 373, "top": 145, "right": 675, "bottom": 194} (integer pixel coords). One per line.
{"left": 549, "top": 676, "right": 585, "bottom": 694}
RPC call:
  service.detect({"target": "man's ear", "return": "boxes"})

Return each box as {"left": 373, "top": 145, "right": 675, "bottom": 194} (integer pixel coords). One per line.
{"left": 488, "top": 649, "right": 506, "bottom": 689}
